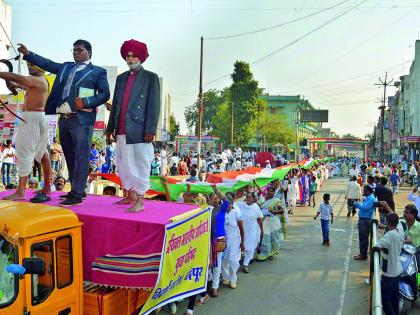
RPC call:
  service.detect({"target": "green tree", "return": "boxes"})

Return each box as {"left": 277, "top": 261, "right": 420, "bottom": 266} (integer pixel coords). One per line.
{"left": 259, "top": 112, "right": 295, "bottom": 145}
{"left": 341, "top": 133, "right": 358, "bottom": 139}
{"left": 169, "top": 113, "right": 180, "bottom": 141}
{"left": 184, "top": 89, "right": 226, "bottom": 134}
{"left": 228, "top": 61, "right": 261, "bottom": 145}
{"left": 211, "top": 102, "right": 231, "bottom": 144}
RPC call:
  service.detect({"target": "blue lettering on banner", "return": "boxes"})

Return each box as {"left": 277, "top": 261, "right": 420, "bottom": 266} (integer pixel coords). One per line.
{"left": 184, "top": 267, "right": 203, "bottom": 282}
{"left": 152, "top": 276, "right": 183, "bottom": 300}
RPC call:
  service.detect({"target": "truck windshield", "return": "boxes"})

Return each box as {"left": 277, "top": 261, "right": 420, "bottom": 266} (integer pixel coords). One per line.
{"left": 0, "top": 235, "right": 17, "bottom": 308}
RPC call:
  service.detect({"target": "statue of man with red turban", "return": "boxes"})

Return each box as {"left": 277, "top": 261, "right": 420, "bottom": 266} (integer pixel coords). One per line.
{"left": 106, "top": 39, "right": 160, "bottom": 212}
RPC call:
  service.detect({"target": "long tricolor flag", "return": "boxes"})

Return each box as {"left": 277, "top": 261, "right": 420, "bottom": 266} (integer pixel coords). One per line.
{"left": 99, "top": 158, "right": 331, "bottom": 201}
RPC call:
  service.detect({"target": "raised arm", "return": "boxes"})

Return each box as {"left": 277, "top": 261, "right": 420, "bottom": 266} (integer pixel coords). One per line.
{"left": 212, "top": 184, "right": 227, "bottom": 202}
{"left": 0, "top": 72, "right": 44, "bottom": 89}
{"left": 19, "top": 44, "right": 62, "bottom": 74}
{"left": 161, "top": 177, "right": 171, "bottom": 201}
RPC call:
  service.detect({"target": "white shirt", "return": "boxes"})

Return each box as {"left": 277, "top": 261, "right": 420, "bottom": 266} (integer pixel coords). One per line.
{"left": 349, "top": 168, "right": 359, "bottom": 178}
{"left": 2, "top": 147, "right": 15, "bottom": 164}
{"left": 317, "top": 203, "right": 333, "bottom": 220}
{"left": 376, "top": 229, "right": 403, "bottom": 277}
{"left": 346, "top": 181, "right": 362, "bottom": 200}
{"left": 409, "top": 166, "right": 417, "bottom": 176}
{"left": 170, "top": 156, "right": 179, "bottom": 167}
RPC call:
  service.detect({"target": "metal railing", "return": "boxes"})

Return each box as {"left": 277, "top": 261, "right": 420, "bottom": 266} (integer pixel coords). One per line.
{"left": 369, "top": 214, "right": 383, "bottom": 315}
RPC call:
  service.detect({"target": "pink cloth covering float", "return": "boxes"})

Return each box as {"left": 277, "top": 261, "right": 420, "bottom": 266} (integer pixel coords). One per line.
{"left": 0, "top": 191, "right": 199, "bottom": 288}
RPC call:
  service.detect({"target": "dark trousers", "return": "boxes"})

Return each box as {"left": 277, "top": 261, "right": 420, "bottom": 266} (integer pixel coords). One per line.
{"left": 358, "top": 218, "right": 371, "bottom": 257}
{"left": 187, "top": 292, "right": 207, "bottom": 310}
{"left": 321, "top": 219, "right": 330, "bottom": 242}
{"left": 33, "top": 160, "right": 42, "bottom": 179}
{"left": 2, "top": 162, "right": 12, "bottom": 185}
{"left": 381, "top": 275, "right": 400, "bottom": 315}
{"left": 59, "top": 117, "right": 93, "bottom": 198}
{"left": 347, "top": 199, "right": 357, "bottom": 216}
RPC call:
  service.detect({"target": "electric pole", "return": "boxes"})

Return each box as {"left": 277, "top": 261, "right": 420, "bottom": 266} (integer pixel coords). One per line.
{"left": 295, "top": 109, "right": 300, "bottom": 162}
{"left": 374, "top": 73, "right": 393, "bottom": 162}
{"left": 230, "top": 102, "right": 235, "bottom": 145}
{"left": 197, "top": 36, "right": 204, "bottom": 171}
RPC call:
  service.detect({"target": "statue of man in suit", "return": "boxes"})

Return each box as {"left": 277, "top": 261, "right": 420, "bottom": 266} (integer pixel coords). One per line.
{"left": 18, "top": 40, "right": 110, "bottom": 207}
{"left": 106, "top": 39, "right": 161, "bottom": 212}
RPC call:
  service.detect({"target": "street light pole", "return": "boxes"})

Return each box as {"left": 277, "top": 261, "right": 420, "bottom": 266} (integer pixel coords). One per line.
{"left": 375, "top": 73, "right": 393, "bottom": 162}
{"left": 197, "top": 36, "right": 204, "bottom": 171}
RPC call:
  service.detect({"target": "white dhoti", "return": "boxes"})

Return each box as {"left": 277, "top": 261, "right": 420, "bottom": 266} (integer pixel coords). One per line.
{"left": 115, "top": 135, "right": 154, "bottom": 195}
{"left": 15, "top": 112, "right": 49, "bottom": 177}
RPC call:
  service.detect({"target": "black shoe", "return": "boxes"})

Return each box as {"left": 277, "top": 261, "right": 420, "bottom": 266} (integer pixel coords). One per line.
{"left": 59, "top": 193, "right": 71, "bottom": 200}
{"left": 59, "top": 192, "right": 86, "bottom": 200}
{"left": 59, "top": 196, "right": 82, "bottom": 207}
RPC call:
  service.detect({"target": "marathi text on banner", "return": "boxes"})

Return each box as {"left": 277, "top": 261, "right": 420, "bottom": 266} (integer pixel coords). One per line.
{"left": 140, "top": 207, "right": 211, "bottom": 315}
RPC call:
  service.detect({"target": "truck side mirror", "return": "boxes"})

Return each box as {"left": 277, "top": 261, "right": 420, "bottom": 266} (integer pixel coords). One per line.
{"left": 22, "top": 258, "right": 45, "bottom": 275}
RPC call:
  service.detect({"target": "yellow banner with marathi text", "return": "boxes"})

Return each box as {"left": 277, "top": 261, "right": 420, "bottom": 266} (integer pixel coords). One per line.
{"left": 140, "top": 207, "right": 211, "bottom": 315}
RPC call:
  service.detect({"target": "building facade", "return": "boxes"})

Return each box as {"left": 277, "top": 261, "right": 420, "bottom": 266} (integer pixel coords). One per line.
{"left": 259, "top": 94, "right": 321, "bottom": 142}
{"left": 386, "top": 40, "right": 420, "bottom": 161}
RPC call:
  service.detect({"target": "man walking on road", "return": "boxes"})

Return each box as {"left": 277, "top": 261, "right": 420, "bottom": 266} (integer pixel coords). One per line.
{"left": 353, "top": 185, "right": 377, "bottom": 260}
{"left": 345, "top": 176, "right": 362, "bottom": 217}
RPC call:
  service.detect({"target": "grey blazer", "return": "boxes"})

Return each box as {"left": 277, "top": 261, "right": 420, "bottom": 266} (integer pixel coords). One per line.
{"left": 107, "top": 68, "right": 161, "bottom": 144}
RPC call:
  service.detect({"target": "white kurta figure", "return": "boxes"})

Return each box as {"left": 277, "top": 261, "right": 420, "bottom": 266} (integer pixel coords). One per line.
{"left": 237, "top": 202, "right": 263, "bottom": 267}
{"left": 222, "top": 205, "right": 242, "bottom": 286}
{"left": 287, "top": 176, "right": 299, "bottom": 213}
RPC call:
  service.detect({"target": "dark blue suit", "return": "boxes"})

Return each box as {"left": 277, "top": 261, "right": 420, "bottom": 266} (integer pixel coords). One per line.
{"left": 24, "top": 52, "right": 110, "bottom": 198}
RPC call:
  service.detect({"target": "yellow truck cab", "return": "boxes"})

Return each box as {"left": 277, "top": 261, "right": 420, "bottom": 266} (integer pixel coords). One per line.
{"left": 0, "top": 200, "right": 84, "bottom": 315}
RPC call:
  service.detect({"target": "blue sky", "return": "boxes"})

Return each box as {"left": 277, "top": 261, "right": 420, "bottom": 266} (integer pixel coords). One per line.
{"left": 7, "top": 0, "right": 420, "bottom": 137}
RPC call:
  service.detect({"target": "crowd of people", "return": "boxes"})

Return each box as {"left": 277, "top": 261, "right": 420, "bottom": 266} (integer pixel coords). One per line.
{"left": 148, "top": 161, "right": 332, "bottom": 315}
{"left": 329, "top": 157, "right": 420, "bottom": 315}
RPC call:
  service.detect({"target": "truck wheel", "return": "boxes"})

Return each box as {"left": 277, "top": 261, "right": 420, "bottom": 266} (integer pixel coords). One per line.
{"left": 399, "top": 296, "right": 411, "bottom": 315}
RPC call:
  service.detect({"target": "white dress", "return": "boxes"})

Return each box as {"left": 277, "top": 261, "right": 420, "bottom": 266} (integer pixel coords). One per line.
{"left": 223, "top": 206, "right": 242, "bottom": 262}
{"left": 288, "top": 176, "right": 299, "bottom": 202}
{"left": 237, "top": 202, "right": 263, "bottom": 251}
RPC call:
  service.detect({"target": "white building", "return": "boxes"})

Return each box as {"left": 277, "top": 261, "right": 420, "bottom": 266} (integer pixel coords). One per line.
{"left": 0, "top": 1, "right": 11, "bottom": 94}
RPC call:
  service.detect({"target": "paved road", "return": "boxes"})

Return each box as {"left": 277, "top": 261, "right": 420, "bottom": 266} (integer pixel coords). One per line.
{"left": 169, "top": 177, "right": 420, "bottom": 315}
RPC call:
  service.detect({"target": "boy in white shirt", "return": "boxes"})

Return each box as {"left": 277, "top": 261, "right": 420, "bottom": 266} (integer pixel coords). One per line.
{"left": 314, "top": 193, "right": 334, "bottom": 246}
{"left": 373, "top": 212, "right": 402, "bottom": 315}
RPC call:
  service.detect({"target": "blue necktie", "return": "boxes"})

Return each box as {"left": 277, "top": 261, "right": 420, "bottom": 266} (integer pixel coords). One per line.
{"left": 62, "top": 63, "right": 81, "bottom": 100}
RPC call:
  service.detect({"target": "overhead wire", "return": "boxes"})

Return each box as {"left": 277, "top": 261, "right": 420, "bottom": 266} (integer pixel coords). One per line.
{"left": 205, "top": 0, "right": 352, "bottom": 40}
{"left": 203, "top": 0, "right": 369, "bottom": 87}
{"left": 292, "top": 7, "right": 419, "bottom": 87}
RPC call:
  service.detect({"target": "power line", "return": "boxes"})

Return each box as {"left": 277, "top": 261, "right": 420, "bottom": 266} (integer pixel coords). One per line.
{"left": 291, "top": 7, "right": 418, "bottom": 87}
{"left": 204, "top": 0, "right": 368, "bottom": 87}
{"left": 280, "top": 60, "right": 411, "bottom": 93}
{"left": 205, "top": 0, "right": 351, "bottom": 40}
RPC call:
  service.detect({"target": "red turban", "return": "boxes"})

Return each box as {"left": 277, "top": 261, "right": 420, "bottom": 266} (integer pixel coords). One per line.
{"left": 120, "top": 39, "right": 149, "bottom": 63}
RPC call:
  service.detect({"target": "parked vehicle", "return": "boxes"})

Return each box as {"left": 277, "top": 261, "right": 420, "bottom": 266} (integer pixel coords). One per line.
{"left": 399, "top": 244, "right": 418, "bottom": 315}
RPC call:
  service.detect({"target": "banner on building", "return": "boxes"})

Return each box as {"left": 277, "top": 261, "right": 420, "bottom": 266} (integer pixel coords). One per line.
{"left": 140, "top": 208, "right": 211, "bottom": 315}
{"left": 300, "top": 110, "right": 329, "bottom": 122}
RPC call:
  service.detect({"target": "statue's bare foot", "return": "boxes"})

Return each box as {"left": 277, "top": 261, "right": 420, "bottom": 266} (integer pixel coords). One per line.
{"left": 114, "top": 196, "right": 135, "bottom": 204}
{"left": 126, "top": 196, "right": 144, "bottom": 213}
{"left": 2, "top": 192, "right": 26, "bottom": 201}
